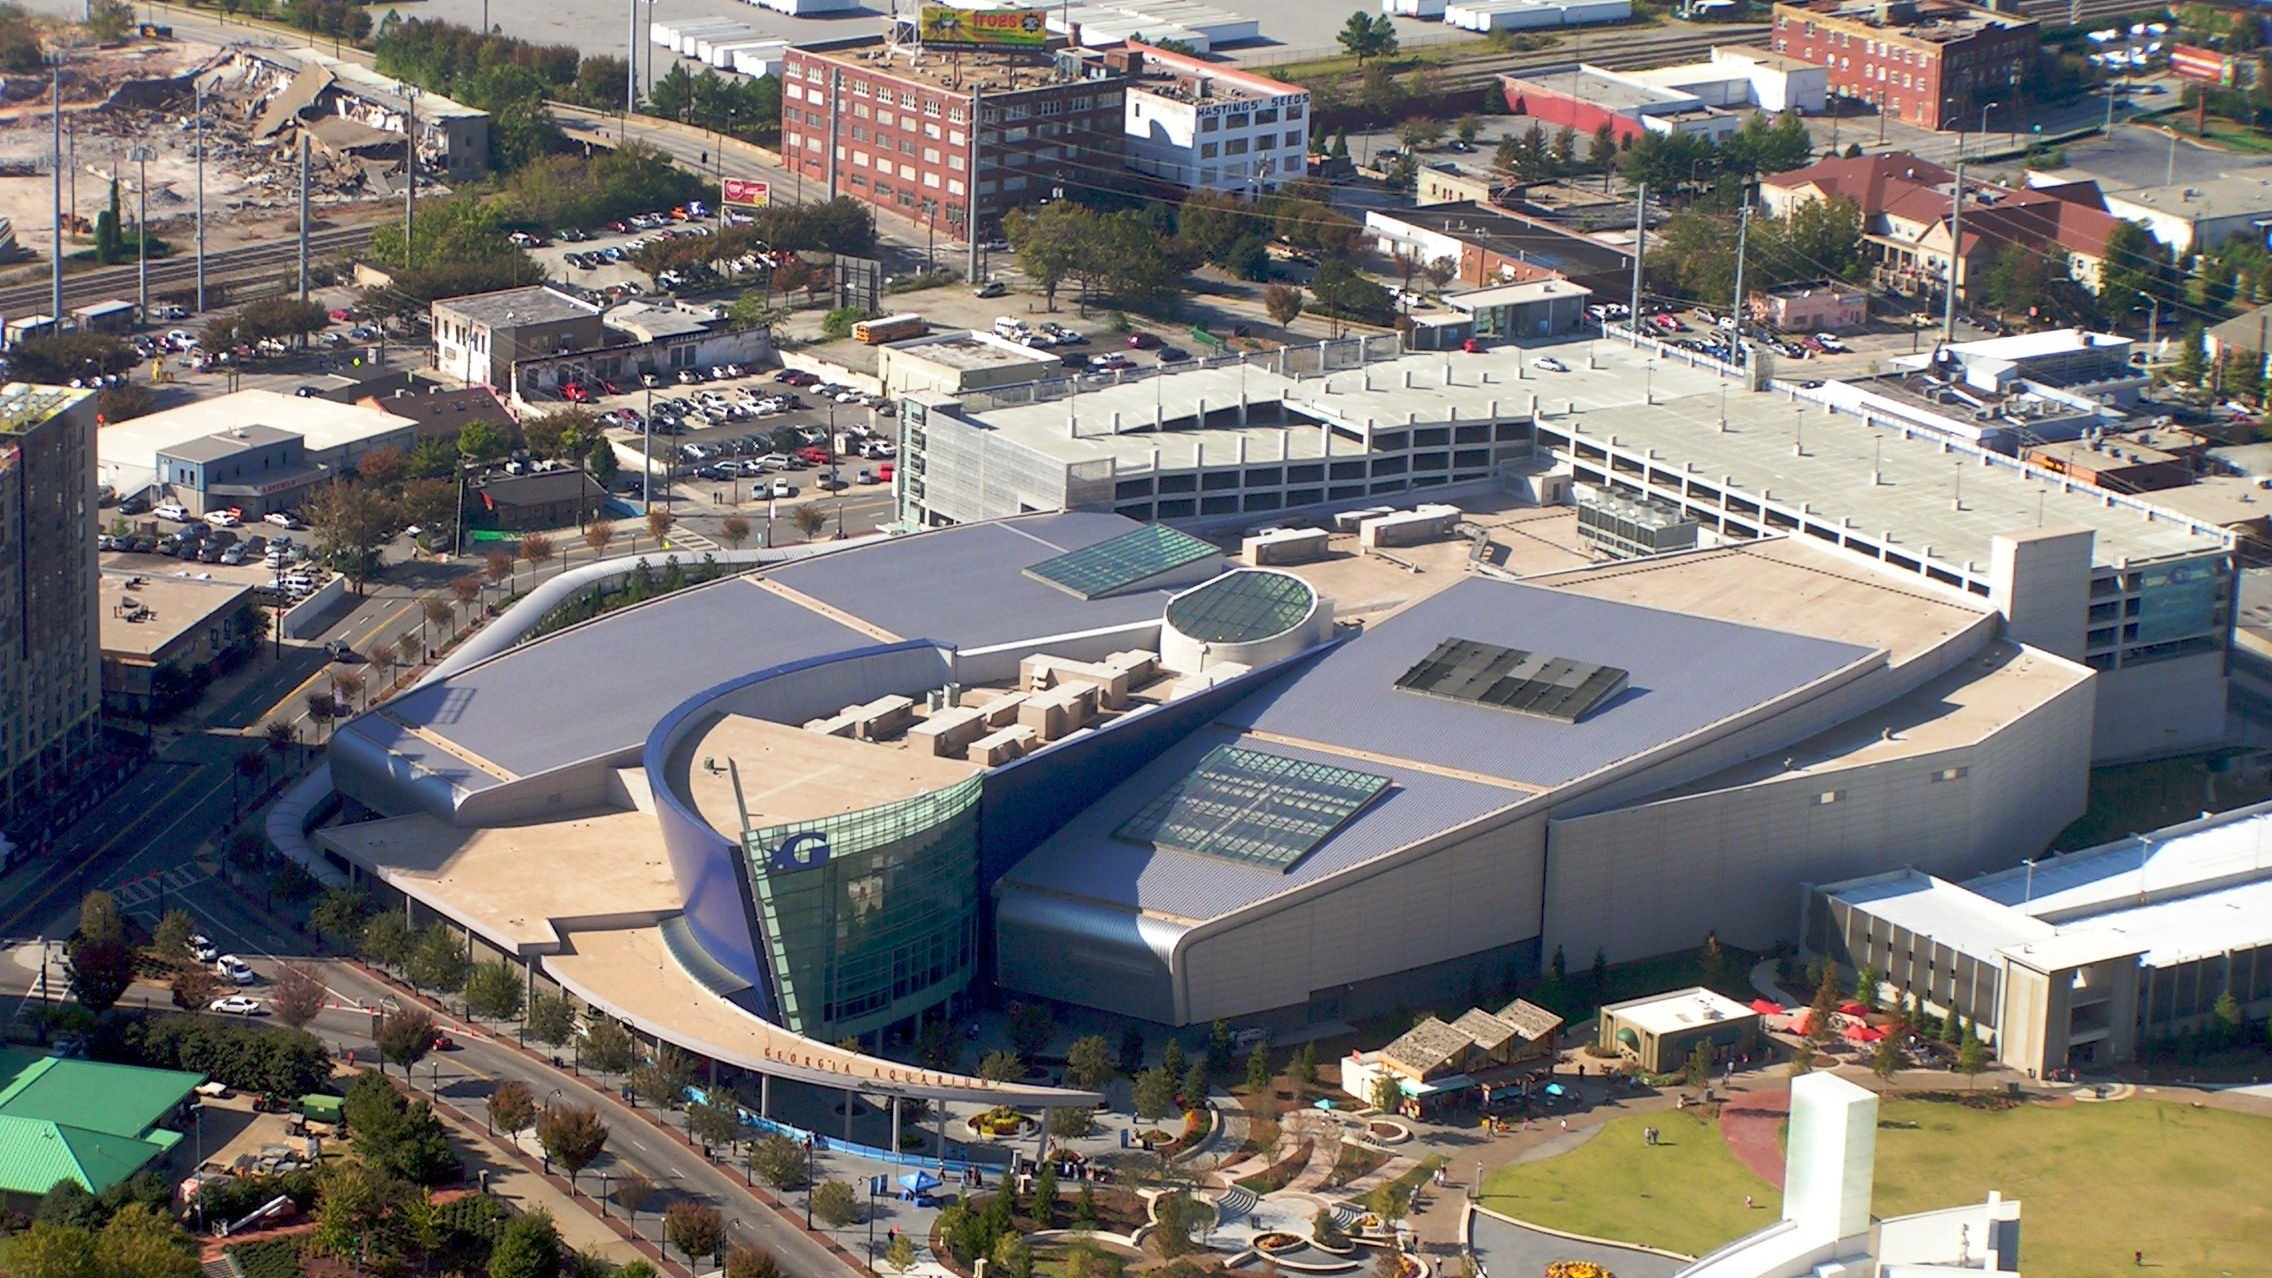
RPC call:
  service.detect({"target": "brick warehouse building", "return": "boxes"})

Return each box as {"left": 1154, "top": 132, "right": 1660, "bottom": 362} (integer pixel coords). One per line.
{"left": 781, "top": 39, "right": 1131, "bottom": 244}
{"left": 1770, "top": 0, "right": 2036, "bottom": 131}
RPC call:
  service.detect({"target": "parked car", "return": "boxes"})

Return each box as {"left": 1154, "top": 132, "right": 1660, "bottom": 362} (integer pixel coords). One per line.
{"left": 263, "top": 511, "right": 302, "bottom": 529}
{"left": 1814, "top": 333, "right": 1850, "bottom": 353}
{"left": 1126, "top": 332, "right": 1161, "bottom": 350}
{"left": 208, "top": 995, "right": 263, "bottom": 1015}
{"left": 1531, "top": 356, "right": 1571, "bottom": 373}
{"left": 189, "top": 934, "right": 218, "bottom": 962}
{"left": 214, "top": 956, "right": 256, "bottom": 985}
{"left": 974, "top": 279, "right": 1007, "bottom": 298}
{"left": 204, "top": 508, "right": 242, "bottom": 528}
{"left": 155, "top": 502, "right": 190, "bottom": 522}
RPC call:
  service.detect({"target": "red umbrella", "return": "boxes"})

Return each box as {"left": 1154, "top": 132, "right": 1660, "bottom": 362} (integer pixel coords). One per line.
{"left": 1749, "top": 998, "right": 1785, "bottom": 1015}
{"left": 1843, "top": 1023, "right": 1887, "bottom": 1044}
{"left": 1787, "top": 1009, "right": 1814, "bottom": 1035}
{"left": 1839, "top": 1001, "right": 1869, "bottom": 1017}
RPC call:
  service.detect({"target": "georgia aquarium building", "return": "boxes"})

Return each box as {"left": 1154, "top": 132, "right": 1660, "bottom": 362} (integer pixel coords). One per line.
{"left": 298, "top": 506, "right": 2098, "bottom": 1095}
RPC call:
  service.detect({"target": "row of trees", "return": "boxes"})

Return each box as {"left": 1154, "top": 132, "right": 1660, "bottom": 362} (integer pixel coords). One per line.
{"left": 1646, "top": 195, "right": 1868, "bottom": 308}
{"left": 1614, "top": 113, "right": 1818, "bottom": 196}
{"left": 1003, "top": 201, "right": 1196, "bottom": 314}
{"left": 645, "top": 64, "right": 784, "bottom": 146}
{"left": 203, "top": 295, "right": 331, "bottom": 352}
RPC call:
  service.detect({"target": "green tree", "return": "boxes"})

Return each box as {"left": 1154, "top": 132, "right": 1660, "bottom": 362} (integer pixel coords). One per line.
{"left": 1370, "top": 1069, "right": 1402, "bottom": 1114}
{"left": 1003, "top": 202, "right": 1087, "bottom": 311}
{"left": 2213, "top": 989, "right": 2245, "bottom": 1044}
{"left": 1017, "top": 1149, "right": 1052, "bottom": 1220}
{"left": 1294, "top": 1041, "right": 1319, "bottom": 1097}
{"left": 580, "top": 1017, "right": 638, "bottom": 1075}
{"left": 92, "top": 1203, "right": 198, "bottom": 1278}
{"left": 78, "top": 890, "right": 125, "bottom": 945}
{"left": 1008, "top": 1002, "right": 1055, "bottom": 1059}
{"left": 887, "top": 1234, "right": 919, "bottom": 1270}
{"left": 310, "top": 889, "right": 372, "bottom": 946}
{"left": 1074, "top": 1179, "right": 1100, "bottom": 1230}
{"left": 978, "top": 1049, "right": 1023, "bottom": 1082}
{"left": 1133, "top": 1066, "right": 1176, "bottom": 1121}
{"left": 361, "top": 910, "right": 415, "bottom": 972}
{"left": 812, "top": 1179, "right": 860, "bottom": 1231}
{"left": 1183, "top": 1058, "right": 1211, "bottom": 1110}
{"left": 271, "top": 962, "right": 327, "bottom": 1031}
{"left": 990, "top": 1231, "right": 1035, "bottom": 1278}
{"left": 303, "top": 480, "right": 398, "bottom": 596}
{"left": 1870, "top": 1032, "right": 1903, "bottom": 1082}
{"left": 149, "top": 910, "right": 194, "bottom": 963}
{"left": 1313, "top": 1205, "right": 1345, "bottom": 1246}
{"left": 727, "top": 1244, "right": 783, "bottom": 1278}
{"left": 464, "top": 960, "right": 526, "bottom": 1022}
{"left": 1066, "top": 1034, "right": 1116, "bottom": 1089}
{"left": 405, "top": 922, "right": 470, "bottom": 995}
{"left": 1854, "top": 964, "right": 1881, "bottom": 1012}
{"left": 1336, "top": 10, "right": 1398, "bottom": 64}
{"left": 1955, "top": 1030, "right": 1989, "bottom": 1088}
{"left": 689, "top": 1096, "right": 746, "bottom": 1155}
{"left": 628, "top": 1047, "right": 695, "bottom": 1115}
{"left": 488, "top": 1210, "right": 563, "bottom": 1278}
{"left": 525, "top": 991, "right": 576, "bottom": 1051}
{"left": 1685, "top": 1039, "right": 1715, "bottom": 1089}
{"left": 1245, "top": 1040, "right": 1274, "bottom": 1095}
{"left": 2172, "top": 323, "right": 2209, "bottom": 386}
{"left": 749, "top": 1132, "right": 806, "bottom": 1190}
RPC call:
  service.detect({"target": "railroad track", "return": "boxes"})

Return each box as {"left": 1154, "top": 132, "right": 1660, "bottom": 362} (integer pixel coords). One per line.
{"left": 1423, "top": 26, "right": 1771, "bottom": 95}
{"left": 0, "top": 223, "right": 378, "bottom": 317}
{"left": 2014, "top": 0, "right": 2172, "bottom": 28}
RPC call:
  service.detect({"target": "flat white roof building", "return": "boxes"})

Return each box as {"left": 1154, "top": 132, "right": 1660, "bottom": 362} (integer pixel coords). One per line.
{"left": 1113, "top": 42, "right": 1308, "bottom": 195}
{"left": 98, "top": 390, "right": 420, "bottom": 497}
{"left": 1814, "top": 800, "right": 2272, "bottom": 1076}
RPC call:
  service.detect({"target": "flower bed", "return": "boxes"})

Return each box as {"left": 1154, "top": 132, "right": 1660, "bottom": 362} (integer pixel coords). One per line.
{"left": 1255, "top": 1232, "right": 1305, "bottom": 1253}
{"left": 967, "top": 1105, "right": 1032, "bottom": 1137}
{"left": 1543, "top": 1262, "right": 1616, "bottom": 1278}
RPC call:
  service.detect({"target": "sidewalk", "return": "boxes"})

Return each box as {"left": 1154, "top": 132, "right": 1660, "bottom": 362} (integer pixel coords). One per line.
{"left": 425, "top": 1103, "right": 654, "bottom": 1269}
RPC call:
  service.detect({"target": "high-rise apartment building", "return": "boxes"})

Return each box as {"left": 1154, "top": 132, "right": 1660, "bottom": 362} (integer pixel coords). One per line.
{"left": 1771, "top": 0, "right": 2036, "bottom": 131}
{"left": 0, "top": 384, "right": 101, "bottom": 865}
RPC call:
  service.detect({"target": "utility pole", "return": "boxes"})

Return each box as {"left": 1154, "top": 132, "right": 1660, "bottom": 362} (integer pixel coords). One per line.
{"left": 1628, "top": 182, "right": 1646, "bottom": 345}
{"left": 297, "top": 132, "right": 310, "bottom": 301}
{"left": 194, "top": 76, "right": 206, "bottom": 314}
{"left": 1942, "top": 162, "right": 1962, "bottom": 347}
{"left": 50, "top": 58, "right": 62, "bottom": 329}
{"left": 130, "top": 146, "right": 149, "bottom": 320}
{"left": 625, "top": 0, "right": 637, "bottom": 139}
{"left": 967, "top": 86, "right": 983, "bottom": 284}
{"left": 1730, "top": 196, "right": 1751, "bottom": 365}
{"left": 401, "top": 85, "right": 420, "bottom": 269}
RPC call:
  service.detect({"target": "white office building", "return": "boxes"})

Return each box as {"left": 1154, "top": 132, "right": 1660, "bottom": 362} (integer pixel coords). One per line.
{"left": 1114, "top": 43, "right": 1308, "bottom": 195}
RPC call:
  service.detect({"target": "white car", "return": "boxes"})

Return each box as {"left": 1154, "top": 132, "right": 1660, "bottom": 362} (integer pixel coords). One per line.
{"left": 1814, "top": 333, "right": 1850, "bottom": 353}
{"left": 214, "top": 955, "right": 256, "bottom": 985}
{"left": 208, "top": 995, "right": 263, "bottom": 1015}
{"left": 154, "top": 502, "right": 190, "bottom": 523}
{"left": 263, "top": 511, "right": 302, "bottom": 529}
{"left": 1531, "top": 357, "right": 1571, "bottom": 373}
{"left": 188, "top": 933, "right": 217, "bottom": 962}
{"left": 769, "top": 479, "right": 796, "bottom": 498}
{"left": 204, "top": 509, "right": 242, "bottom": 528}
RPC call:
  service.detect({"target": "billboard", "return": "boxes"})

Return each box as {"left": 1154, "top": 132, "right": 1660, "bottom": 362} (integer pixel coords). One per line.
{"left": 721, "top": 177, "right": 770, "bottom": 209}
{"left": 2170, "top": 44, "right": 2237, "bottom": 87}
{"left": 916, "top": 5, "right": 1050, "bottom": 49}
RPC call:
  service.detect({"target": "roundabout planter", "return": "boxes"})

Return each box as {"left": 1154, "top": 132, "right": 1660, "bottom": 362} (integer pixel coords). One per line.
{"left": 1255, "top": 1232, "right": 1305, "bottom": 1254}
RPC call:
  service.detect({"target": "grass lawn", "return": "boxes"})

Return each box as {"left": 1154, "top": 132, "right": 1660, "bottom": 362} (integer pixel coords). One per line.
{"left": 1478, "top": 1110, "right": 1777, "bottom": 1258}
{"left": 1872, "top": 1097, "right": 2272, "bottom": 1278}
{"left": 1479, "top": 1096, "right": 2272, "bottom": 1277}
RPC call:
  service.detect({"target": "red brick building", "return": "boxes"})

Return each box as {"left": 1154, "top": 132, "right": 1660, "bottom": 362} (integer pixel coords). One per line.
{"left": 1770, "top": 1, "right": 2036, "bottom": 131}
{"left": 781, "top": 39, "right": 1130, "bottom": 244}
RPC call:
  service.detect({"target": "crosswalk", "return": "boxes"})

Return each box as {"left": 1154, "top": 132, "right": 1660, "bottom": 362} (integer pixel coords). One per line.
{"left": 108, "top": 861, "right": 213, "bottom": 918}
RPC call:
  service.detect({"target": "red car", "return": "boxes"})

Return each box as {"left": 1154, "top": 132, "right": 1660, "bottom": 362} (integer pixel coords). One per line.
{"left": 327, "top": 308, "right": 353, "bottom": 323}
{"left": 1126, "top": 332, "right": 1161, "bottom": 350}
{"left": 429, "top": 1032, "right": 456, "bottom": 1051}
{"left": 561, "top": 382, "right": 592, "bottom": 403}
{"left": 600, "top": 378, "right": 622, "bottom": 395}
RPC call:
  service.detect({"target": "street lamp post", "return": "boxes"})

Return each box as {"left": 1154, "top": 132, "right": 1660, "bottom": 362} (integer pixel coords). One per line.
{"left": 806, "top": 1138, "right": 816, "bottom": 1228}
{"left": 129, "top": 146, "right": 150, "bottom": 321}
{"left": 1976, "top": 101, "right": 1999, "bottom": 160}
{"left": 194, "top": 75, "right": 206, "bottom": 314}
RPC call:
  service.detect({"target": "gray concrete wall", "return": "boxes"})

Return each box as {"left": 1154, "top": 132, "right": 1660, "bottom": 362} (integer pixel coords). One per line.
{"left": 1173, "top": 807, "right": 1549, "bottom": 1025}
{"left": 2092, "top": 650, "right": 2228, "bottom": 759}
{"left": 1542, "top": 662, "right": 2097, "bottom": 964}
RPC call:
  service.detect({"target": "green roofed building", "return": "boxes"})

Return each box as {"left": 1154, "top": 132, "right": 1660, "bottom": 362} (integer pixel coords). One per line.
{"left": 0, "top": 1049, "right": 204, "bottom": 1199}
